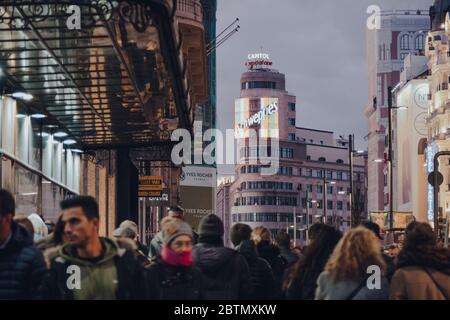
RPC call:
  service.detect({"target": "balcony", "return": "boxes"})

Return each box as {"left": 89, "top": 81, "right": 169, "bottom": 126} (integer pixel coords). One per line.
{"left": 176, "top": 0, "right": 203, "bottom": 25}
{"left": 175, "top": 0, "right": 207, "bottom": 106}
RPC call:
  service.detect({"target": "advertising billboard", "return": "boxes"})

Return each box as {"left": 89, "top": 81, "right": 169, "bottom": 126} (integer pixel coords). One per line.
{"left": 179, "top": 166, "right": 216, "bottom": 231}
{"left": 234, "top": 97, "right": 279, "bottom": 138}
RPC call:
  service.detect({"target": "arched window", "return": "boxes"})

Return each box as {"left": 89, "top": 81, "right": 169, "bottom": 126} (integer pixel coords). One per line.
{"left": 415, "top": 34, "right": 424, "bottom": 50}
{"left": 318, "top": 157, "right": 326, "bottom": 162}
{"left": 400, "top": 34, "right": 410, "bottom": 50}
{"left": 336, "top": 159, "right": 344, "bottom": 164}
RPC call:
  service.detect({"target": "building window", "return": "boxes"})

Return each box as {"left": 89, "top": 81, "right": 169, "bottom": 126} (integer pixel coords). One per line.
{"left": 288, "top": 133, "right": 296, "bottom": 141}
{"left": 320, "top": 140, "right": 324, "bottom": 145}
{"left": 327, "top": 186, "right": 333, "bottom": 194}
{"left": 306, "top": 156, "right": 311, "bottom": 160}
{"left": 306, "top": 169, "right": 312, "bottom": 177}
{"left": 400, "top": 52, "right": 409, "bottom": 60}
{"left": 337, "top": 172, "right": 343, "bottom": 180}
{"left": 242, "top": 81, "right": 276, "bottom": 89}
{"left": 317, "top": 200, "right": 323, "bottom": 209}
{"left": 316, "top": 170, "right": 323, "bottom": 178}
{"left": 318, "top": 157, "right": 326, "bottom": 162}
{"left": 326, "top": 170, "right": 333, "bottom": 180}
{"left": 288, "top": 118, "right": 296, "bottom": 126}
{"left": 415, "top": 34, "right": 424, "bottom": 50}
{"left": 280, "top": 148, "right": 294, "bottom": 159}
{"left": 400, "top": 34, "right": 410, "bottom": 50}
{"left": 307, "top": 184, "right": 313, "bottom": 192}
{"left": 336, "top": 159, "right": 344, "bottom": 164}
{"left": 289, "top": 103, "right": 296, "bottom": 111}
{"left": 327, "top": 200, "right": 333, "bottom": 210}
{"left": 317, "top": 185, "right": 323, "bottom": 193}
{"left": 337, "top": 201, "right": 343, "bottom": 210}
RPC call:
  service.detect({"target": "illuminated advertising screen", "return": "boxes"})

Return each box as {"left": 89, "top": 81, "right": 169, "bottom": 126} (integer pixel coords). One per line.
{"left": 234, "top": 97, "right": 279, "bottom": 138}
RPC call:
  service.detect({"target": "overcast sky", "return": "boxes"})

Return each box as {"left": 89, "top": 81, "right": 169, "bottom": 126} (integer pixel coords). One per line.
{"left": 216, "top": 0, "right": 433, "bottom": 175}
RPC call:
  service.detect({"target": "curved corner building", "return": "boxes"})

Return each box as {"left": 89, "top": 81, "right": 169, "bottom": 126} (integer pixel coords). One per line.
{"left": 222, "top": 54, "right": 368, "bottom": 246}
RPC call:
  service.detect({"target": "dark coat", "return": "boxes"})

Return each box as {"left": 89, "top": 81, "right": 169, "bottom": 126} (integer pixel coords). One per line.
{"left": 256, "top": 241, "right": 287, "bottom": 295}
{"left": 0, "top": 222, "right": 47, "bottom": 299}
{"left": 193, "top": 242, "right": 253, "bottom": 300}
{"left": 146, "top": 259, "right": 204, "bottom": 300}
{"left": 236, "top": 240, "right": 276, "bottom": 299}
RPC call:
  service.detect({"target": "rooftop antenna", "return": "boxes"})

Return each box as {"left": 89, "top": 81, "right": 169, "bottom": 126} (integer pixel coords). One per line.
{"left": 207, "top": 18, "right": 240, "bottom": 56}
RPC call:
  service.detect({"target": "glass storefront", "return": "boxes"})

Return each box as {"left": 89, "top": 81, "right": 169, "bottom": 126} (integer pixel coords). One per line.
{"left": 0, "top": 96, "right": 81, "bottom": 222}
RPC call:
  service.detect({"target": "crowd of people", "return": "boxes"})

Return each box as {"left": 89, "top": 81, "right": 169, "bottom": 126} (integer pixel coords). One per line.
{"left": 0, "top": 188, "right": 449, "bottom": 300}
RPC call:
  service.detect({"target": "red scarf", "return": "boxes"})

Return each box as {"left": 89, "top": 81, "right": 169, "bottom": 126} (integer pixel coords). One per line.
{"left": 161, "top": 245, "right": 193, "bottom": 267}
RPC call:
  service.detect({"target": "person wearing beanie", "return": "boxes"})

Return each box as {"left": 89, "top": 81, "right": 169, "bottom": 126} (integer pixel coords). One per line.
{"left": 148, "top": 206, "right": 198, "bottom": 259}
{"left": 192, "top": 214, "right": 253, "bottom": 299}
{"left": 146, "top": 217, "right": 204, "bottom": 300}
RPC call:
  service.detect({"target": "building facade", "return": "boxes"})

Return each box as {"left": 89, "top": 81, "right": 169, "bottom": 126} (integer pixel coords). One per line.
{"left": 365, "top": 10, "right": 429, "bottom": 213}
{"left": 425, "top": 4, "right": 450, "bottom": 230}
{"left": 393, "top": 53, "right": 429, "bottom": 222}
{"left": 218, "top": 55, "right": 367, "bottom": 247}
{"left": 0, "top": 0, "right": 208, "bottom": 241}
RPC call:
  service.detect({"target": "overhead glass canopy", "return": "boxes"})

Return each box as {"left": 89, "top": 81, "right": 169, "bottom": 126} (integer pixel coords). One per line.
{"left": 0, "top": 0, "right": 190, "bottom": 149}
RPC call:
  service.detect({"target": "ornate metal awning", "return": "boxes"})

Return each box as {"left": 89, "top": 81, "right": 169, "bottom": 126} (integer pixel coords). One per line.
{"left": 0, "top": 0, "right": 193, "bottom": 149}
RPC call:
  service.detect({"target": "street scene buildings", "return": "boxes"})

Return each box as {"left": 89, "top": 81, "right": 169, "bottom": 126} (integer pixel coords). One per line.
{"left": 0, "top": 0, "right": 449, "bottom": 303}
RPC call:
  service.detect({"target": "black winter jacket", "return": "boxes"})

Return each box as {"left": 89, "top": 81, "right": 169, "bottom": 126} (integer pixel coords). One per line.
{"left": 256, "top": 241, "right": 287, "bottom": 296}
{"left": 146, "top": 259, "right": 204, "bottom": 300}
{"left": 236, "top": 240, "right": 276, "bottom": 299}
{"left": 193, "top": 242, "right": 253, "bottom": 300}
{"left": 0, "top": 222, "right": 47, "bottom": 299}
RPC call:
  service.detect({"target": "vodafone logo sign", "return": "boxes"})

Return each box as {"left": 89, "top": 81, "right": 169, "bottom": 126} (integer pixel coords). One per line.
{"left": 245, "top": 53, "right": 273, "bottom": 69}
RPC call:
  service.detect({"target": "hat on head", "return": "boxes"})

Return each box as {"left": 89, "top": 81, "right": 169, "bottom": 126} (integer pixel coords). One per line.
{"left": 361, "top": 221, "right": 383, "bottom": 240}
{"left": 161, "top": 217, "right": 193, "bottom": 245}
{"left": 198, "top": 214, "right": 224, "bottom": 238}
{"left": 113, "top": 220, "right": 138, "bottom": 239}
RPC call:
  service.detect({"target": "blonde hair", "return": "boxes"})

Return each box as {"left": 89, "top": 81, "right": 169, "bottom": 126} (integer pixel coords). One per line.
{"left": 324, "top": 227, "right": 386, "bottom": 282}
{"left": 251, "top": 226, "right": 272, "bottom": 245}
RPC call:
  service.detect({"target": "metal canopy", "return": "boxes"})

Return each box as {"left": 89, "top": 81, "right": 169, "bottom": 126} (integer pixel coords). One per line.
{"left": 0, "top": 0, "right": 191, "bottom": 149}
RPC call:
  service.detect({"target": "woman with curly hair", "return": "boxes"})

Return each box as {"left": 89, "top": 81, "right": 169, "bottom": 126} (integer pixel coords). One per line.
{"left": 390, "top": 222, "right": 450, "bottom": 300}
{"left": 315, "top": 227, "right": 389, "bottom": 300}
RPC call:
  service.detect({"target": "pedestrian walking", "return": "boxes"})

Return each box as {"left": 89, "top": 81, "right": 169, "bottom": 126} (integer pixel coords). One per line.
{"left": 315, "top": 227, "right": 389, "bottom": 300}
{"left": 114, "top": 220, "right": 151, "bottom": 267}
{"left": 149, "top": 206, "right": 198, "bottom": 259}
{"left": 251, "top": 226, "right": 287, "bottom": 296}
{"left": 230, "top": 223, "right": 275, "bottom": 299}
{"left": 193, "top": 214, "right": 253, "bottom": 299}
{"left": 390, "top": 222, "right": 450, "bottom": 300}
{"left": 146, "top": 217, "right": 204, "bottom": 299}
{"left": 361, "top": 221, "right": 395, "bottom": 281}
{"left": 275, "top": 231, "right": 298, "bottom": 267}
{"left": 283, "top": 224, "right": 342, "bottom": 300}
{"left": 0, "top": 189, "right": 47, "bottom": 299}
{"left": 42, "top": 196, "right": 147, "bottom": 300}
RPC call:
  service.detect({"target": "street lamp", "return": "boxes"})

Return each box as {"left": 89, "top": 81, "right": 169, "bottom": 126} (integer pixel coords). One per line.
{"left": 386, "top": 86, "right": 408, "bottom": 231}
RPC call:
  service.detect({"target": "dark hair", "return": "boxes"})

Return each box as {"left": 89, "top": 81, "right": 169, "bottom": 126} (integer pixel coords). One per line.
{"left": 283, "top": 225, "right": 342, "bottom": 296}
{"left": 53, "top": 215, "right": 66, "bottom": 245}
{"left": 275, "top": 231, "right": 291, "bottom": 248}
{"left": 230, "top": 223, "right": 252, "bottom": 246}
{"left": 60, "top": 196, "right": 99, "bottom": 220}
{"left": 403, "top": 222, "right": 436, "bottom": 249}
{"left": 168, "top": 206, "right": 184, "bottom": 217}
{"left": 0, "top": 189, "right": 15, "bottom": 217}
{"left": 307, "top": 223, "right": 327, "bottom": 241}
